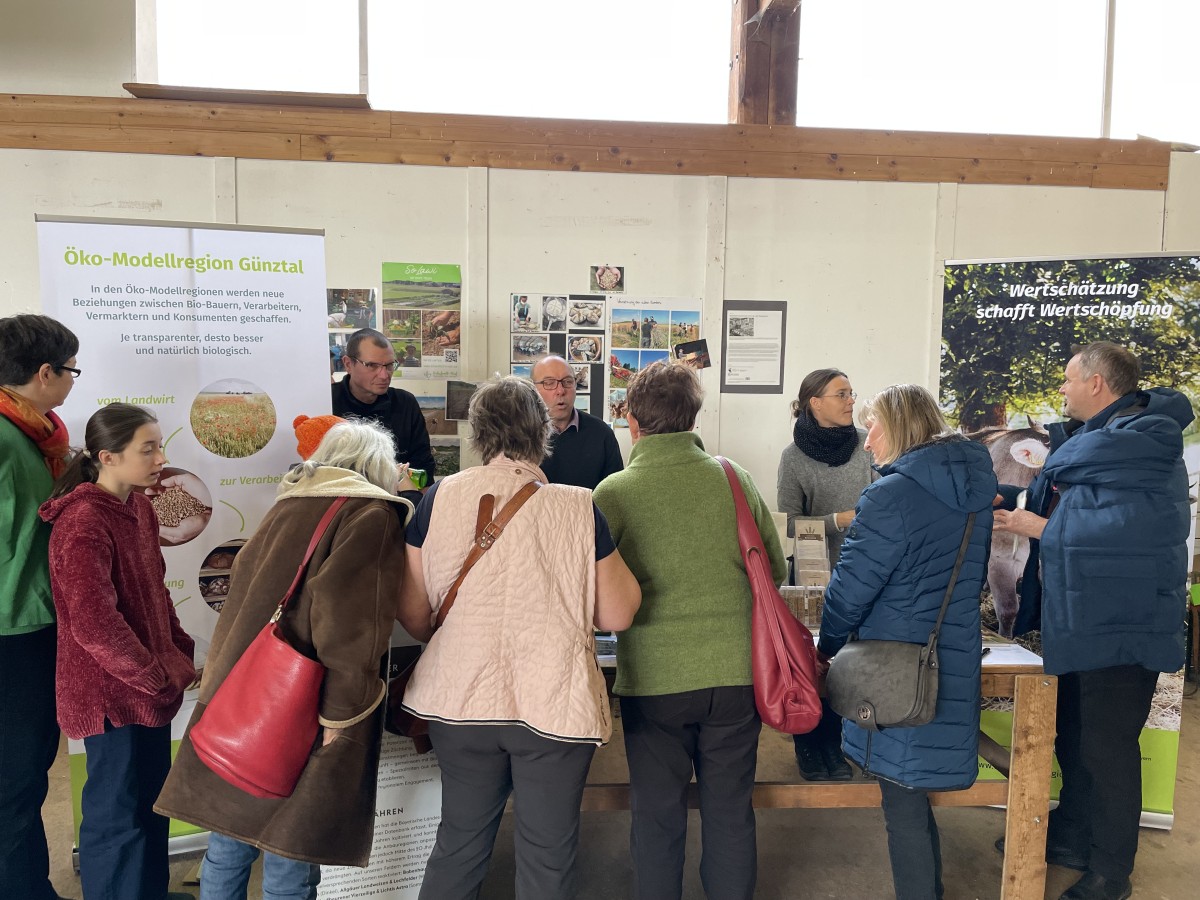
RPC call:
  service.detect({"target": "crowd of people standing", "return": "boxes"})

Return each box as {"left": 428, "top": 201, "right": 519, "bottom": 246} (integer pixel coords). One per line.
{"left": 2, "top": 309, "right": 1190, "bottom": 900}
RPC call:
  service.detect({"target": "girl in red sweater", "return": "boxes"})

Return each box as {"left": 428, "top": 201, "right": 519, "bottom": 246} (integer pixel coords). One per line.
{"left": 39, "top": 403, "right": 195, "bottom": 900}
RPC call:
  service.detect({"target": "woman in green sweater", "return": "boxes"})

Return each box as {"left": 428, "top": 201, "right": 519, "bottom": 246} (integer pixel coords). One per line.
{"left": 593, "top": 361, "right": 786, "bottom": 900}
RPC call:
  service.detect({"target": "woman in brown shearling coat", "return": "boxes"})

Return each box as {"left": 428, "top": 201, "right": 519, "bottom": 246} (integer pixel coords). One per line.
{"left": 155, "top": 418, "right": 412, "bottom": 897}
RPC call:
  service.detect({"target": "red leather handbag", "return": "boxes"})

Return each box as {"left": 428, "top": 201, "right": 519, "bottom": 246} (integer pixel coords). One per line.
{"left": 716, "top": 457, "right": 822, "bottom": 735}
{"left": 191, "top": 497, "right": 347, "bottom": 800}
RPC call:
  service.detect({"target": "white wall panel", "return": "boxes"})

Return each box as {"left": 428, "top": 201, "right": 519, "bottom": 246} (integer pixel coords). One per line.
{"left": 1164, "top": 153, "right": 1200, "bottom": 252}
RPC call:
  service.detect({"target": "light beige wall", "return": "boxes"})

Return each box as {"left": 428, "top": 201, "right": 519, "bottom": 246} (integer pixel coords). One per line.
{"left": 0, "top": 0, "right": 135, "bottom": 97}
{"left": 3, "top": 146, "right": 1193, "bottom": 498}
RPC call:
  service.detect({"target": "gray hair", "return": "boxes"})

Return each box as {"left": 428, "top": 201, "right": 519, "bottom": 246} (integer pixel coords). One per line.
{"left": 1074, "top": 341, "right": 1140, "bottom": 397}
{"left": 468, "top": 376, "right": 551, "bottom": 464}
{"left": 294, "top": 419, "right": 397, "bottom": 492}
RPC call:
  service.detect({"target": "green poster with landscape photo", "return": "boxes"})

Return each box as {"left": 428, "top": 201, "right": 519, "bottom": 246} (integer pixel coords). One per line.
{"left": 943, "top": 253, "right": 1200, "bottom": 824}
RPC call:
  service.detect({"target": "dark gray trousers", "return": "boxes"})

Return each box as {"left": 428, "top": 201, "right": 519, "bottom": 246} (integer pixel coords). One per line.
{"left": 621, "top": 685, "right": 760, "bottom": 900}
{"left": 878, "top": 778, "right": 944, "bottom": 900}
{"left": 419, "top": 721, "right": 595, "bottom": 900}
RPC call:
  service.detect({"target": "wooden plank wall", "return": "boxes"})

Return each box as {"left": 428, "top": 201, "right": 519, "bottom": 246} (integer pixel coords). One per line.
{"left": 0, "top": 93, "right": 1171, "bottom": 190}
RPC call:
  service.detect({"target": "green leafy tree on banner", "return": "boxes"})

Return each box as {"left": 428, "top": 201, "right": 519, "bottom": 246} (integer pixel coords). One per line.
{"left": 941, "top": 256, "right": 1200, "bottom": 430}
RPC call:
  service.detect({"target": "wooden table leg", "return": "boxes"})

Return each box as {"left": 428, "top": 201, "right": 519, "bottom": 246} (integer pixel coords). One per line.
{"left": 1000, "top": 673, "right": 1058, "bottom": 900}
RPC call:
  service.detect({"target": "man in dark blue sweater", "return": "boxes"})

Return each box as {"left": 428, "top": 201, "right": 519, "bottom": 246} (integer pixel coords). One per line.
{"left": 531, "top": 356, "right": 623, "bottom": 489}
{"left": 331, "top": 329, "right": 436, "bottom": 503}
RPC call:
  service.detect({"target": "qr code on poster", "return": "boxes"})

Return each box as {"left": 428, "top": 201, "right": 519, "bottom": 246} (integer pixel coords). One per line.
{"left": 444, "top": 349, "right": 459, "bottom": 363}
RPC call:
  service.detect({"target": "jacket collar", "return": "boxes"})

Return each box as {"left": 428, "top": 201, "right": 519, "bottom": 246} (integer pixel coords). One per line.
{"left": 277, "top": 465, "right": 414, "bottom": 524}
{"left": 485, "top": 453, "right": 549, "bottom": 483}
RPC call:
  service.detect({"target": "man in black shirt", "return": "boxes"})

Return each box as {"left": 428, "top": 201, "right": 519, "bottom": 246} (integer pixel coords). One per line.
{"left": 532, "top": 356, "right": 623, "bottom": 490}
{"left": 331, "top": 329, "right": 436, "bottom": 485}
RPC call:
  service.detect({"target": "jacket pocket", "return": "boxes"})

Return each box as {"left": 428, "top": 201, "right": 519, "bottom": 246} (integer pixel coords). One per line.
{"left": 1061, "top": 551, "right": 1172, "bottom": 635}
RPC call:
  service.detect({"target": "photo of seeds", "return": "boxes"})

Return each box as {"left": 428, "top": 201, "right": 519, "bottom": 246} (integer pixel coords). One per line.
{"left": 190, "top": 378, "right": 277, "bottom": 458}
{"left": 146, "top": 466, "right": 213, "bottom": 547}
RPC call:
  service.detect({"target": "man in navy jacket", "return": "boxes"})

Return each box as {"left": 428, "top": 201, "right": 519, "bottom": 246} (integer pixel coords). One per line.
{"left": 994, "top": 342, "right": 1193, "bottom": 900}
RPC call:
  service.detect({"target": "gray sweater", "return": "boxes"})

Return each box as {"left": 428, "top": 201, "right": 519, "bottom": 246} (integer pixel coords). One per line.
{"left": 776, "top": 429, "right": 873, "bottom": 565}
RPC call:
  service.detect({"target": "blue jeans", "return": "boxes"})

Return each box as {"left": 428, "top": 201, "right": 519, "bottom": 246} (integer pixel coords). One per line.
{"left": 79, "top": 721, "right": 172, "bottom": 900}
{"left": 877, "top": 778, "right": 943, "bottom": 900}
{"left": 201, "top": 831, "right": 320, "bottom": 900}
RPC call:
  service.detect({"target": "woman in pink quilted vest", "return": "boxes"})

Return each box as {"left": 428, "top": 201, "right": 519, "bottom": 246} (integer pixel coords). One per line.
{"left": 397, "top": 375, "right": 641, "bottom": 900}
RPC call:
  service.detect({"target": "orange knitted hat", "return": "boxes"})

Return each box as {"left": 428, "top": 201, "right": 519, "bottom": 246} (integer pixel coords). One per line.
{"left": 293, "top": 414, "right": 346, "bottom": 460}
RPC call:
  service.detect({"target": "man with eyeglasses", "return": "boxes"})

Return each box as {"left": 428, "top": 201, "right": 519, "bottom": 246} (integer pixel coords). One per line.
{"left": 0, "top": 314, "right": 79, "bottom": 900}
{"left": 531, "top": 356, "right": 623, "bottom": 490}
{"left": 331, "top": 329, "right": 436, "bottom": 492}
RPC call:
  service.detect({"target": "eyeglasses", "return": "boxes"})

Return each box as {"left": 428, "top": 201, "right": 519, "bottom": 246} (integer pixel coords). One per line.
{"left": 350, "top": 357, "right": 398, "bottom": 373}
{"left": 56, "top": 365, "right": 82, "bottom": 379}
{"left": 820, "top": 390, "right": 856, "bottom": 401}
{"left": 535, "top": 377, "right": 576, "bottom": 390}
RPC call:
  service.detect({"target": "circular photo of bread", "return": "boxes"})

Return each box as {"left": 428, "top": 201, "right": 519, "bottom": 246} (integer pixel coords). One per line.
{"left": 199, "top": 538, "right": 247, "bottom": 613}
{"left": 190, "top": 378, "right": 276, "bottom": 458}
{"left": 147, "top": 467, "right": 213, "bottom": 547}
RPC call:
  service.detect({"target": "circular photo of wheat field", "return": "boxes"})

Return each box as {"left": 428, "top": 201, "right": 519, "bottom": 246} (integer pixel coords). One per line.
{"left": 190, "top": 378, "right": 277, "bottom": 458}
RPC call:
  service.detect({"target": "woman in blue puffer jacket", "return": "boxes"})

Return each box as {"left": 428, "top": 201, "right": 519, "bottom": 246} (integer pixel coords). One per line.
{"left": 818, "top": 384, "right": 996, "bottom": 900}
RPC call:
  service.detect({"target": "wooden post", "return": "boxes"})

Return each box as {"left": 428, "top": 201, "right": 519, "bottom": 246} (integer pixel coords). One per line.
{"left": 729, "top": 0, "right": 802, "bottom": 126}
{"left": 1001, "top": 674, "right": 1058, "bottom": 900}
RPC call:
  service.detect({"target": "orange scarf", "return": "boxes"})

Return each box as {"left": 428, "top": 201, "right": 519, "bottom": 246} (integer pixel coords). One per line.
{"left": 0, "top": 386, "right": 70, "bottom": 478}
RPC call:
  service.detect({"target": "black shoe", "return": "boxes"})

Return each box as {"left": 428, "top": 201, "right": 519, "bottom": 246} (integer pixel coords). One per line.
{"left": 794, "top": 739, "right": 831, "bottom": 781}
{"left": 820, "top": 742, "right": 853, "bottom": 781}
{"left": 994, "top": 836, "right": 1089, "bottom": 871}
{"left": 1058, "top": 871, "right": 1132, "bottom": 900}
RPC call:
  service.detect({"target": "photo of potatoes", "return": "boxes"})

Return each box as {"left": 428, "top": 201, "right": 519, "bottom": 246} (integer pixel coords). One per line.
{"left": 190, "top": 378, "right": 276, "bottom": 458}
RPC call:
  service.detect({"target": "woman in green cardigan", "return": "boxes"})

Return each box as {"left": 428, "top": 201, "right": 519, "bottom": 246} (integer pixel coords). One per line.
{"left": 593, "top": 361, "right": 786, "bottom": 900}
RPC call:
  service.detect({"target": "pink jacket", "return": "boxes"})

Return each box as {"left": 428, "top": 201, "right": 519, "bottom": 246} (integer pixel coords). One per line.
{"left": 40, "top": 484, "right": 194, "bottom": 739}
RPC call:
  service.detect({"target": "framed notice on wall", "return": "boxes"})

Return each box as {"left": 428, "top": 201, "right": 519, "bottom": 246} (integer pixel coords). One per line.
{"left": 720, "top": 299, "right": 787, "bottom": 394}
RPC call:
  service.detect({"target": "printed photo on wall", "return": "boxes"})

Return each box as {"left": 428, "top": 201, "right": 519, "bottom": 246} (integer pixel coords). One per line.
{"left": 567, "top": 297, "right": 605, "bottom": 329}
{"left": 512, "top": 294, "right": 542, "bottom": 332}
{"left": 446, "top": 380, "right": 479, "bottom": 421}
{"left": 590, "top": 265, "right": 624, "bottom": 292}
{"left": 610, "top": 307, "right": 642, "bottom": 349}
{"left": 542, "top": 296, "right": 568, "bottom": 331}
{"left": 415, "top": 394, "right": 455, "bottom": 436}
{"left": 566, "top": 334, "right": 603, "bottom": 363}
{"left": 512, "top": 333, "right": 550, "bottom": 364}
{"left": 382, "top": 263, "right": 461, "bottom": 310}
{"left": 390, "top": 340, "right": 423, "bottom": 371}
{"left": 674, "top": 338, "right": 711, "bottom": 370}
{"left": 327, "top": 288, "right": 377, "bottom": 331}
{"left": 668, "top": 310, "right": 701, "bottom": 347}
{"left": 430, "top": 436, "right": 461, "bottom": 479}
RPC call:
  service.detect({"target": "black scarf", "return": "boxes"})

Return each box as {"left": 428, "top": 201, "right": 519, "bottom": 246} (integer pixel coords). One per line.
{"left": 792, "top": 414, "right": 859, "bottom": 467}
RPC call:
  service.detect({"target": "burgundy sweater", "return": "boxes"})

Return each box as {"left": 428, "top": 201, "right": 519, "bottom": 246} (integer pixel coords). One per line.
{"left": 40, "top": 484, "right": 195, "bottom": 740}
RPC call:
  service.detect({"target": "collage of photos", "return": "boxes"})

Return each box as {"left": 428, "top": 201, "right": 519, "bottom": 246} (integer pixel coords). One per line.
{"left": 381, "top": 263, "right": 462, "bottom": 379}
{"left": 327, "top": 288, "right": 377, "bottom": 376}
{"left": 509, "top": 293, "right": 609, "bottom": 417}
{"left": 607, "top": 305, "right": 702, "bottom": 426}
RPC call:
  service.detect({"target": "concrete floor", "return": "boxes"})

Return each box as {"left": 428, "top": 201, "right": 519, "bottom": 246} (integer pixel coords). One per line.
{"left": 45, "top": 688, "right": 1200, "bottom": 899}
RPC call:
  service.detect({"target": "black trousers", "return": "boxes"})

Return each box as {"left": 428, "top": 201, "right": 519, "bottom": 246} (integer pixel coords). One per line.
{"left": 419, "top": 722, "right": 596, "bottom": 900}
{"left": 1051, "top": 665, "right": 1159, "bottom": 881}
{"left": 877, "top": 779, "right": 943, "bottom": 900}
{"left": 621, "top": 685, "right": 761, "bottom": 900}
{"left": 0, "top": 626, "right": 61, "bottom": 900}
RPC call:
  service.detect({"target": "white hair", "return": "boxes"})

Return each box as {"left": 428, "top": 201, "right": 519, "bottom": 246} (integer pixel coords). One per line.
{"left": 295, "top": 419, "right": 397, "bottom": 492}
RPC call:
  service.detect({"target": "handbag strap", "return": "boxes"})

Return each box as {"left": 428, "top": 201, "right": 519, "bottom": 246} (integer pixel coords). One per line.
{"left": 928, "top": 512, "right": 977, "bottom": 646}
{"left": 433, "top": 480, "right": 541, "bottom": 631}
{"left": 715, "top": 456, "right": 763, "bottom": 563}
{"left": 270, "top": 496, "right": 350, "bottom": 622}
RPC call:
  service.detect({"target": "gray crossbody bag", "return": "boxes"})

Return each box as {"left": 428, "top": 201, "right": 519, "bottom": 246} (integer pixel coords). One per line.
{"left": 826, "top": 512, "right": 976, "bottom": 731}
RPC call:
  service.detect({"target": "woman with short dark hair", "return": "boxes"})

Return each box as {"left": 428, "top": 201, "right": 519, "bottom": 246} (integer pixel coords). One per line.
{"left": 398, "top": 376, "right": 640, "bottom": 900}
{"left": 593, "top": 361, "right": 786, "bottom": 900}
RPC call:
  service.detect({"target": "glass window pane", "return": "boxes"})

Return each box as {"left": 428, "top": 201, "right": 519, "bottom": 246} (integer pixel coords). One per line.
{"left": 1112, "top": 0, "right": 1200, "bottom": 145}
{"left": 367, "top": 0, "right": 729, "bottom": 123}
{"left": 796, "top": 0, "right": 1106, "bottom": 137}
{"left": 155, "top": 0, "right": 359, "bottom": 94}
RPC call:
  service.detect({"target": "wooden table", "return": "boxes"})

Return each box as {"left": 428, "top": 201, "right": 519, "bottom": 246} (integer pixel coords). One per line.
{"left": 582, "top": 664, "right": 1057, "bottom": 900}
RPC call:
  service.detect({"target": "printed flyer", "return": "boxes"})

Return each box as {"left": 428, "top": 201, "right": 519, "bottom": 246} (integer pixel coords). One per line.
{"left": 607, "top": 297, "right": 702, "bottom": 426}
{"left": 37, "top": 216, "right": 330, "bottom": 841}
{"left": 381, "top": 262, "right": 462, "bottom": 380}
{"left": 942, "top": 253, "right": 1200, "bottom": 826}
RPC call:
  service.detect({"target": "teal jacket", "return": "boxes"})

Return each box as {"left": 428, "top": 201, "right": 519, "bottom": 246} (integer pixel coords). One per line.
{"left": 0, "top": 416, "right": 56, "bottom": 634}
{"left": 593, "top": 432, "right": 787, "bottom": 696}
